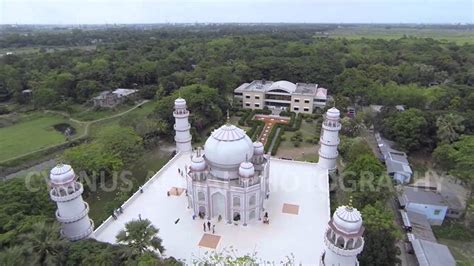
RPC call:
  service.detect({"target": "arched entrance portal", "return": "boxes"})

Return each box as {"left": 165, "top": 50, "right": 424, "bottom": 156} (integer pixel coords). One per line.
{"left": 198, "top": 206, "right": 206, "bottom": 218}
{"left": 211, "top": 192, "right": 225, "bottom": 219}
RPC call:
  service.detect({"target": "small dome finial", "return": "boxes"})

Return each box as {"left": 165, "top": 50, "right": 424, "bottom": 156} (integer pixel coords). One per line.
{"left": 226, "top": 109, "right": 230, "bottom": 124}
{"left": 347, "top": 195, "right": 353, "bottom": 211}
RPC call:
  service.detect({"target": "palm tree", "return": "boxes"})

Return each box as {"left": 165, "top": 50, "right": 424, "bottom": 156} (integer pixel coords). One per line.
{"left": 436, "top": 113, "right": 465, "bottom": 143}
{"left": 20, "top": 221, "right": 68, "bottom": 265}
{"left": 0, "top": 245, "right": 29, "bottom": 265}
{"left": 116, "top": 218, "right": 165, "bottom": 255}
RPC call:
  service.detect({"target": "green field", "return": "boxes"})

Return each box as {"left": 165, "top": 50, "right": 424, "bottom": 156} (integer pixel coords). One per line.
{"left": 0, "top": 113, "right": 84, "bottom": 162}
{"left": 325, "top": 27, "right": 474, "bottom": 45}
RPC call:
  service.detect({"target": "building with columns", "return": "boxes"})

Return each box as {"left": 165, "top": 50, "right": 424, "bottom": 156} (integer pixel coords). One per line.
{"left": 321, "top": 201, "right": 365, "bottom": 266}
{"left": 49, "top": 164, "right": 94, "bottom": 241}
{"left": 185, "top": 123, "right": 270, "bottom": 225}
{"left": 234, "top": 80, "right": 328, "bottom": 114}
{"left": 173, "top": 97, "right": 192, "bottom": 152}
{"left": 318, "top": 107, "right": 341, "bottom": 172}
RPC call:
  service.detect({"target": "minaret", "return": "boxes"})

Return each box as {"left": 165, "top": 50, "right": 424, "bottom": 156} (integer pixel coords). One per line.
{"left": 49, "top": 164, "right": 94, "bottom": 241}
{"left": 318, "top": 107, "right": 341, "bottom": 172}
{"left": 173, "top": 97, "right": 192, "bottom": 152}
{"left": 321, "top": 200, "right": 365, "bottom": 266}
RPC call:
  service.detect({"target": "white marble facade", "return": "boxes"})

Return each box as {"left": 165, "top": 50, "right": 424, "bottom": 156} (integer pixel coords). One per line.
{"left": 185, "top": 123, "right": 270, "bottom": 225}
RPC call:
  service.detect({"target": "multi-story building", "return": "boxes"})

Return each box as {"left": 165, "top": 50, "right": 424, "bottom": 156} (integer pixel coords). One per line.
{"left": 234, "top": 80, "right": 327, "bottom": 114}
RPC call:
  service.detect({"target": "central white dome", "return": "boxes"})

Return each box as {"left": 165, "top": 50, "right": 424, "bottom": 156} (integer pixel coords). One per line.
{"left": 204, "top": 124, "right": 254, "bottom": 167}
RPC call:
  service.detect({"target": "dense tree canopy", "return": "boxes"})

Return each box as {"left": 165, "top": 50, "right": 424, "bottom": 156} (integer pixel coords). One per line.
{"left": 153, "top": 84, "right": 229, "bottom": 135}
{"left": 358, "top": 203, "right": 401, "bottom": 266}
{"left": 433, "top": 135, "right": 474, "bottom": 182}
{"left": 381, "top": 108, "right": 429, "bottom": 152}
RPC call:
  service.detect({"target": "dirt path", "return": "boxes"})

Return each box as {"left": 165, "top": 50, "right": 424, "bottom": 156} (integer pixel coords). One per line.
{"left": 1, "top": 100, "right": 149, "bottom": 165}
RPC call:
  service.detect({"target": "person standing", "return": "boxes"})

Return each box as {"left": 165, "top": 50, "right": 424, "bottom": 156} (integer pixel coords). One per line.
{"left": 212, "top": 224, "right": 215, "bottom": 234}
{"left": 203, "top": 222, "right": 206, "bottom": 232}
{"left": 207, "top": 221, "right": 211, "bottom": 231}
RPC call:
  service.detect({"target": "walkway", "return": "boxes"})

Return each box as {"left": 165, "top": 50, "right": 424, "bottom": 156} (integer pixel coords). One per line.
{"left": 254, "top": 115, "right": 289, "bottom": 145}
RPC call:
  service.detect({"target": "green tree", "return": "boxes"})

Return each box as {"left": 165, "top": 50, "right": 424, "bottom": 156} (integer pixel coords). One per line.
{"left": 382, "top": 109, "right": 428, "bottom": 152}
{"left": 0, "top": 175, "right": 54, "bottom": 247}
{"left": 116, "top": 219, "right": 165, "bottom": 255}
{"left": 359, "top": 203, "right": 401, "bottom": 266}
{"left": 63, "top": 143, "right": 123, "bottom": 178}
{"left": 433, "top": 135, "right": 474, "bottom": 183}
{"left": 96, "top": 126, "right": 144, "bottom": 164}
{"left": 20, "top": 222, "right": 68, "bottom": 265}
{"left": 436, "top": 113, "right": 465, "bottom": 143}
{"left": 153, "top": 84, "right": 228, "bottom": 134}
{"left": 343, "top": 154, "right": 388, "bottom": 206}
{"left": 33, "top": 88, "right": 60, "bottom": 109}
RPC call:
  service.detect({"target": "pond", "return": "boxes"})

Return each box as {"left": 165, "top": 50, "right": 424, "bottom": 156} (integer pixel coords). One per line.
{"left": 53, "top": 123, "right": 76, "bottom": 135}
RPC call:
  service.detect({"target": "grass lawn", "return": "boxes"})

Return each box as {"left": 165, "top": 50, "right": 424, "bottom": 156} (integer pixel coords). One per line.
{"left": 71, "top": 103, "right": 134, "bottom": 121}
{"left": 0, "top": 113, "right": 85, "bottom": 162}
{"left": 87, "top": 100, "right": 158, "bottom": 138}
{"left": 276, "top": 119, "right": 320, "bottom": 162}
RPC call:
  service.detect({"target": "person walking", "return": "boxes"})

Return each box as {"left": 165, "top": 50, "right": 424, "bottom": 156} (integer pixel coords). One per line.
{"left": 207, "top": 221, "right": 211, "bottom": 231}
{"left": 212, "top": 224, "right": 215, "bottom": 234}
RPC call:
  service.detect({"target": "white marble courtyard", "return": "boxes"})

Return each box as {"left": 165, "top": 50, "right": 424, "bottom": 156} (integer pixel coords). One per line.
{"left": 93, "top": 152, "right": 330, "bottom": 264}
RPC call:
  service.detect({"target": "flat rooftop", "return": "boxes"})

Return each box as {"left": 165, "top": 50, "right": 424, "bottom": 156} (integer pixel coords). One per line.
{"left": 400, "top": 186, "right": 447, "bottom": 206}
{"left": 93, "top": 152, "right": 330, "bottom": 264}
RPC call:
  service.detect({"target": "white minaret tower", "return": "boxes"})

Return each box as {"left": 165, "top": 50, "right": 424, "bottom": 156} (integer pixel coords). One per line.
{"left": 174, "top": 97, "right": 192, "bottom": 152}
{"left": 49, "top": 164, "right": 94, "bottom": 241}
{"left": 321, "top": 200, "right": 365, "bottom": 265}
{"left": 318, "top": 107, "right": 341, "bottom": 172}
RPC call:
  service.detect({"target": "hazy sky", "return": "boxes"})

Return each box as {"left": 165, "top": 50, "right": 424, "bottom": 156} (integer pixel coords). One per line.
{"left": 1, "top": 0, "right": 472, "bottom": 24}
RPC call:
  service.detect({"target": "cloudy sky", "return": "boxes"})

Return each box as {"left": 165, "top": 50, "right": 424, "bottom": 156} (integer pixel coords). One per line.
{"left": 0, "top": 0, "right": 472, "bottom": 24}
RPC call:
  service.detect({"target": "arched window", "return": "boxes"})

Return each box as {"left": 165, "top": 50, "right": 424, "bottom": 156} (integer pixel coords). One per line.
{"left": 249, "top": 195, "right": 256, "bottom": 206}
{"left": 198, "top": 191, "right": 205, "bottom": 201}
{"left": 233, "top": 196, "right": 241, "bottom": 207}
{"left": 249, "top": 210, "right": 256, "bottom": 220}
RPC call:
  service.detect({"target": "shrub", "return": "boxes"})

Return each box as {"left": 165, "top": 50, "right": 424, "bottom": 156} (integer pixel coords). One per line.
{"left": 238, "top": 110, "right": 253, "bottom": 126}
{"left": 0, "top": 106, "right": 10, "bottom": 115}
{"left": 264, "top": 124, "right": 280, "bottom": 152}
{"left": 270, "top": 127, "right": 285, "bottom": 156}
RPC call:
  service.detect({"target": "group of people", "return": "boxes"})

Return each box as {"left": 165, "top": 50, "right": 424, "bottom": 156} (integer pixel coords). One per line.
{"left": 111, "top": 207, "right": 124, "bottom": 220}
{"left": 203, "top": 221, "right": 216, "bottom": 234}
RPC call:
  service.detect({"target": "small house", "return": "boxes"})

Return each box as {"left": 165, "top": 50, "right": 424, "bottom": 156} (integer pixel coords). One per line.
{"left": 398, "top": 186, "right": 448, "bottom": 225}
